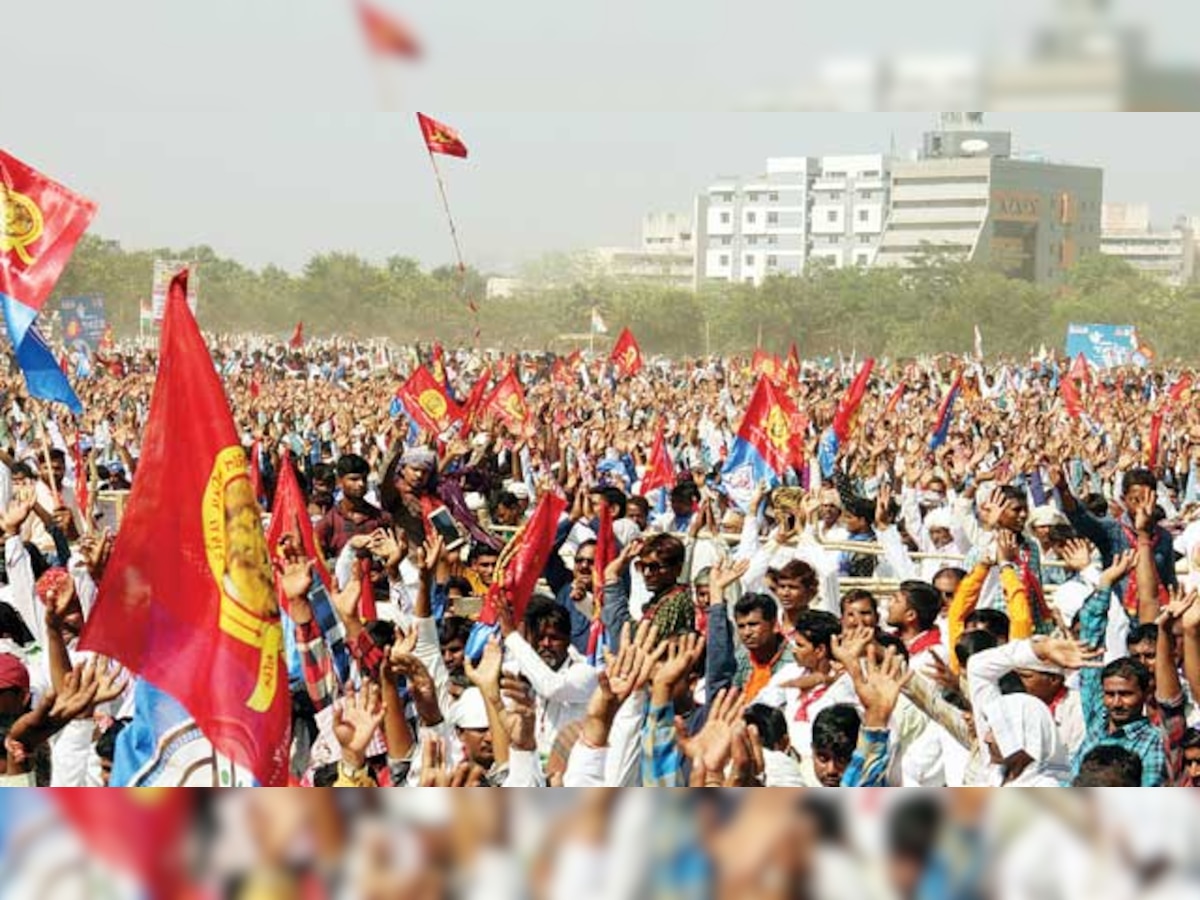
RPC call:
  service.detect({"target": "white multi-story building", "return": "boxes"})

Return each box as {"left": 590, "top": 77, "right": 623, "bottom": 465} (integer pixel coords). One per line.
{"left": 694, "top": 154, "right": 890, "bottom": 288}
{"left": 590, "top": 210, "right": 696, "bottom": 290}
{"left": 1101, "top": 204, "right": 1195, "bottom": 286}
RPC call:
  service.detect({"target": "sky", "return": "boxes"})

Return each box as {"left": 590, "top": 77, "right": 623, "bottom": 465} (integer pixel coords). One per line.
{"left": 3, "top": 1, "right": 1199, "bottom": 273}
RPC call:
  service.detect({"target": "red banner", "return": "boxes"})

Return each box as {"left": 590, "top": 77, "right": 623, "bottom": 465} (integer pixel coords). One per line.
{"left": 736, "top": 377, "right": 807, "bottom": 477}
{"left": 397, "top": 365, "right": 461, "bottom": 434}
{"left": 417, "top": 112, "right": 468, "bottom": 159}
{"left": 610, "top": 327, "right": 643, "bottom": 378}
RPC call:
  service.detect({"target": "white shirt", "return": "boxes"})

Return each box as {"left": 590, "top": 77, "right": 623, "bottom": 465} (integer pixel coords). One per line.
{"left": 503, "top": 633, "right": 598, "bottom": 756}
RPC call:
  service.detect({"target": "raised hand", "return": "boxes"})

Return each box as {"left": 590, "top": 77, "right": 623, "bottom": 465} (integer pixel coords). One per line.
{"left": 682, "top": 687, "right": 746, "bottom": 777}
{"left": 854, "top": 646, "right": 912, "bottom": 729}
{"left": 1059, "top": 537, "right": 1094, "bottom": 573}
{"left": 830, "top": 626, "right": 874, "bottom": 675}
{"left": 649, "top": 631, "right": 704, "bottom": 702}
{"left": 604, "top": 538, "right": 643, "bottom": 585}
{"left": 499, "top": 676, "right": 537, "bottom": 752}
{"left": 278, "top": 557, "right": 314, "bottom": 605}
{"left": 333, "top": 682, "right": 385, "bottom": 769}
{"left": 995, "top": 529, "right": 1019, "bottom": 565}
{"left": 603, "top": 620, "right": 665, "bottom": 703}
{"left": 464, "top": 634, "right": 504, "bottom": 697}
{"left": 727, "top": 721, "right": 765, "bottom": 787}
{"left": 1099, "top": 548, "right": 1138, "bottom": 589}
{"left": 709, "top": 558, "right": 750, "bottom": 597}
{"left": 1033, "top": 636, "right": 1104, "bottom": 670}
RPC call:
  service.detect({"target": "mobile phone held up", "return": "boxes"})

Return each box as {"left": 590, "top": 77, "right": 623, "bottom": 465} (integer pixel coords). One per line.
{"left": 427, "top": 505, "right": 466, "bottom": 552}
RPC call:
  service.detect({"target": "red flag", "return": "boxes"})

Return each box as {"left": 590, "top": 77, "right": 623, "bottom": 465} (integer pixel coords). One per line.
{"left": 288, "top": 321, "right": 303, "bottom": 349}
{"left": 1068, "top": 353, "right": 1092, "bottom": 387}
{"left": 639, "top": 426, "right": 676, "bottom": 496}
{"left": 1060, "top": 374, "right": 1084, "bottom": 419}
{"left": 484, "top": 370, "right": 531, "bottom": 435}
{"left": 249, "top": 377, "right": 261, "bottom": 399}
{"left": 610, "top": 327, "right": 643, "bottom": 378}
{"left": 99, "top": 323, "right": 115, "bottom": 352}
{"left": 58, "top": 351, "right": 69, "bottom": 374}
{"left": 0, "top": 149, "right": 98, "bottom": 315}
{"left": 736, "top": 377, "right": 807, "bottom": 477}
{"left": 417, "top": 112, "right": 468, "bottom": 159}
{"left": 1147, "top": 412, "right": 1164, "bottom": 468}
{"left": 462, "top": 365, "right": 493, "bottom": 427}
{"left": 397, "top": 365, "right": 461, "bottom": 434}
{"left": 588, "top": 499, "right": 617, "bottom": 659}
{"left": 79, "top": 269, "right": 290, "bottom": 786}
{"left": 832, "top": 358, "right": 874, "bottom": 442}
{"left": 356, "top": 0, "right": 421, "bottom": 57}
{"left": 786, "top": 342, "right": 800, "bottom": 380}
{"left": 478, "top": 491, "right": 568, "bottom": 625}
{"left": 884, "top": 381, "right": 906, "bottom": 417}
{"left": 54, "top": 790, "right": 193, "bottom": 899}
{"left": 1168, "top": 374, "right": 1193, "bottom": 405}
{"left": 431, "top": 342, "right": 448, "bottom": 386}
{"left": 264, "top": 451, "right": 333, "bottom": 597}
{"left": 248, "top": 440, "right": 266, "bottom": 507}
{"left": 751, "top": 349, "right": 785, "bottom": 384}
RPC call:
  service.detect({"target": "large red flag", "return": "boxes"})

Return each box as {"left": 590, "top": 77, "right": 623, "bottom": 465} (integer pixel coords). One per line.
{"left": 356, "top": 0, "right": 421, "bottom": 57}
{"left": 751, "top": 348, "right": 785, "bottom": 384}
{"left": 610, "top": 327, "right": 643, "bottom": 378}
{"left": 477, "top": 491, "right": 568, "bottom": 625}
{"left": 588, "top": 499, "right": 617, "bottom": 659}
{"left": 71, "top": 435, "right": 90, "bottom": 528}
{"left": 80, "top": 270, "right": 290, "bottom": 786}
{"left": 786, "top": 342, "right": 800, "bottom": 381}
{"left": 288, "top": 321, "right": 303, "bottom": 349}
{"left": 1147, "top": 412, "right": 1164, "bottom": 469}
{"left": 54, "top": 790, "right": 193, "bottom": 899}
{"left": 831, "top": 358, "right": 874, "bottom": 442}
{"left": 417, "top": 112, "right": 469, "bottom": 159}
{"left": 737, "top": 377, "right": 807, "bottom": 477}
{"left": 484, "top": 370, "right": 531, "bottom": 435}
{"left": 0, "top": 149, "right": 98, "bottom": 315}
{"left": 397, "top": 365, "right": 461, "bottom": 434}
{"left": 1168, "top": 374, "right": 1193, "bottom": 405}
{"left": 639, "top": 426, "right": 676, "bottom": 496}
{"left": 264, "top": 451, "right": 333, "bottom": 598}
{"left": 1068, "top": 353, "right": 1092, "bottom": 387}
{"left": 1060, "top": 373, "right": 1084, "bottom": 419}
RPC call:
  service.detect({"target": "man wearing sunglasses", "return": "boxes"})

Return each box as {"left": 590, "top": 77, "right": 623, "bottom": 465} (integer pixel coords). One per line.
{"left": 602, "top": 534, "right": 694, "bottom": 647}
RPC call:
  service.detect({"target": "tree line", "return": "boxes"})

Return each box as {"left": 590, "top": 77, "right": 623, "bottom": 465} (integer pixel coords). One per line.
{"left": 49, "top": 235, "right": 1200, "bottom": 361}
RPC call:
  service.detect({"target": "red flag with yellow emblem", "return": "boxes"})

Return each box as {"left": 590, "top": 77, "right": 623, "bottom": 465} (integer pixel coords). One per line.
{"left": 735, "top": 376, "right": 806, "bottom": 476}
{"left": 610, "top": 327, "right": 643, "bottom": 378}
{"left": 397, "top": 364, "right": 461, "bottom": 434}
{"left": 79, "top": 271, "right": 290, "bottom": 786}
{"left": 483, "top": 370, "right": 531, "bottom": 435}
{"left": 356, "top": 0, "right": 422, "bottom": 58}
{"left": 417, "top": 112, "right": 468, "bottom": 159}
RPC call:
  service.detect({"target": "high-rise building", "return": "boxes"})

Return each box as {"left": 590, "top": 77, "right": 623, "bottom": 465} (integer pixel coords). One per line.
{"left": 693, "top": 154, "right": 891, "bottom": 288}
{"left": 1100, "top": 204, "right": 1195, "bottom": 286}
{"left": 874, "top": 114, "right": 1103, "bottom": 284}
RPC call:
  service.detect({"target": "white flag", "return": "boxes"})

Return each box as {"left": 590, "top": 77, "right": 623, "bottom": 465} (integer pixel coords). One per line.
{"left": 590, "top": 308, "right": 608, "bottom": 334}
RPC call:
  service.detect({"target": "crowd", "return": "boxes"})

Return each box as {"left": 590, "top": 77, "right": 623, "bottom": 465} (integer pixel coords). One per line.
{"left": 2, "top": 332, "right": 1200, "bottom": 789}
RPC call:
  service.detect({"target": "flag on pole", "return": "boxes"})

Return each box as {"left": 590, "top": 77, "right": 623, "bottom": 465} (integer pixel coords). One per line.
{"left": 1060, "top": 372, "right": 1084, "bottom": 419}
{"left": 1147, "top": 412, "right": 1164, "bottom": 469}
{"left": 79, "top": 269, "right": 290, "bottom": 786}
{"left": 929, "top": 375, "right": 963, "bottom": 449}
{"left": 639, "top": 426, "right": 676, "bottom": 496}
{"left": 396, "top": 365, "right": 461, "bottom": 434}
{"left": 831, "top": 358, "right": 874, "bottom": 443}
{"left": 590, "top": 307, "right": 608, "bottom": 334}
{"left": 355, "top": 0, "right": 422, "bottom": 57}
{"left": 884, "top": 381, "right": 906, "bottom": 418}
{"left": 1, "top": 149, "right": 95, "bottom": 414}
{"left": 288, "top": 321, "right": 303, "bottom": 349}
{"left": 1168, "top": 374, "right": 1192, "bottom": 405}
{"left": 610, "top": 327, "right": 643, "bottom": 378}
{"left": 462, "top": 365, "right": 493, "bottom": 427}
{"left": 721, "top": 377, "right": 806, "bottom": 510}
{"left": 587, "top": 500, "right": 616, "bottom": 664}
{"left": 786, "top": 342, "right": 800, "bottom": 381}
{"left": 431, "top": 341, "right": 448, "bottom": 386}
{"left": 417, "top": 112, "right": 469, "bottom": 158}
{"left": 483, "top": 370, "right": 531, "bottom": 436}
{"left": 751, "top": 348, "right": 785, "bottom": 384}
{"left": 264, "top": 451, "right": 333, "bottom": 595}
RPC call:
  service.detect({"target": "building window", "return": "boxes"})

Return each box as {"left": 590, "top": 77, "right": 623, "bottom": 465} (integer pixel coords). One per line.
{"left": 767, "top": 255, "right": 778, "bottom": 267}
{"left": 748, "top": 236, "right": 759, "bottom": 245}
{"left": 827, "top": 210, "right": 838, "bottom": 223}
{"left": 745, "top": 255, "right": 755, "bottom": 266}
{"left": 830, "top": 192, "right": 842, "bottom": 200}
{"left": 721, "top": 237, "right": 732, "bottom": 245}
{"left": 826, "top": 171, "right": 846, "bottom": 178}
{"left": 748, "top": 193, "right": 759, "bottom": 201}
{"left": 856, "top": 254, "right": 870, "bottom": 266}
{"left": 859, "top": 235, "right": 873, "bottom": 243}
{"left": 720, "top": 212, "right": 730, "bottom": 224}
{"left": 769, "top": 192, "right": 779, "bottom": 202}
{"left": 862, "top": 170, "right": 880, "bottom": 178}
{"left": 746, "top": 212, "right": 757, "bottom": 224}
{"left": 767, "top": 212, "right": 779, "bottom": 224}
{"left": 858, "top": 209, "right": 870, "bottom": 223}
{"left": 859, "top": 191, "right": 873, "bottom": 200}
{"left": 768, "top": 236, "right": 778, "bottom": 245}
{"left": 719, "top": 254, "right": 730, "bottom": 266}
{"left": 745, "top": 276, "right": 755, "bottom": 284}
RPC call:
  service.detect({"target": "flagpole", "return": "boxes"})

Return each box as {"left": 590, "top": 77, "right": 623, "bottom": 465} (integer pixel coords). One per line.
{"left": 425, "top": 149, "right": 479, "bottom": 347}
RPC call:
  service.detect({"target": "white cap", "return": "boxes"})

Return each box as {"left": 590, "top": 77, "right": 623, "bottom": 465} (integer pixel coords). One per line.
{"left": 464, "top": 492, "right": 487, "bottom": 513}
{"left": 450, "top": 687, "right": 489, "bottom": 730}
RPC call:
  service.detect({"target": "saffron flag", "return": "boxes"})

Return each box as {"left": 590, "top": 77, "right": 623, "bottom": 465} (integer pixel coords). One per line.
{"left": 929, "top": 376, "right": 963, "bottom": 450}
{"left": 53, "top": 789, "right": 193, "bottom": 897}
{"left": 721, "top": 377, "right": 806, "bottom": 510}
{"left": 884, "top": 381, "right": 906, "bottom": 418}
{"left": 397, "top": 365, "right": 461, "bottom": 434}
{"left": 786, "top": 342, "right": 800, "bottom": 381}
{"left": 356, "top": 0, "right": 422, "bottom": 57}
{"left": 587, "top": 499, "right": 616, "bottom": 663}
{"left": 610, "top": 327, "right": 643, "bottom": 378}
{"left": 832, "top": 358, "right": 874, "bottom": 443}
{"left": 484, "top": 370, "right": 530, "bottom": 435}
{"left": 1, "top": 150, "right": 95, "bottom": 414}
{"left": 639, "top": 426, "right": 676, "bottom": 496}
{"left": 417, "top": 112, "right": 468, "bottom": 159}
{"left": 1060, "top": 373, "right": 1084, "bottom": 419}
{"left": 288, "top": 321, "right": 303, "bottom": 349}
{"left": 80, "top": 270, "right": 290, "bottom": 786}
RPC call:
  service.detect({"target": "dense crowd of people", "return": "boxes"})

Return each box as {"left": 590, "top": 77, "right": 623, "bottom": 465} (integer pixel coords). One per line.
{"left": 2, "top": 333, "right": 1200, "bottom": 789}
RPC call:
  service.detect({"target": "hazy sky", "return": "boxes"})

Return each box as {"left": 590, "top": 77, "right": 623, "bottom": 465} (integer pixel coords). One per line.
{"left": 4, "top": 1, "right": 1198, "bottom": 273}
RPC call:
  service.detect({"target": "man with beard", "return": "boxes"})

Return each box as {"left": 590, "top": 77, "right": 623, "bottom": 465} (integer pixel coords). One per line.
{"left": 497, "top": 595, "right": 597, "bottom": 758}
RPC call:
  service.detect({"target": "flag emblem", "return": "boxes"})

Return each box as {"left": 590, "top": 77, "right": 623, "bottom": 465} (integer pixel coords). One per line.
{"left": 765, "top": 405, "right": 791, "bottom": 453}
{"left": 202, "top": 446, "right": 282, "bottom": 715}
{"left": 1, "top": 184, "right": 44, "bottom": 265}
{"left": 418, "top": 388, "right": 448, "bottom": 421}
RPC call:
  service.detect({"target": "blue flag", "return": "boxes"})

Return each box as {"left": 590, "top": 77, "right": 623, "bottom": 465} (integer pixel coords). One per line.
{"left": 2, "top": 297, "right": 82, "bottom": 414}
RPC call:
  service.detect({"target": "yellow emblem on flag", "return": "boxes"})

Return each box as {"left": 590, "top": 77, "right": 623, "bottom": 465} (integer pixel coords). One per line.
{"left": 502, "top": 392, "right": 526, "bottom": 423}
{"left": 0, "top": 184, "right": 44, "bottom": 265}
{"left": 765, "top": 405, "right": 791, "bottom": 453}
{"left": 419, "top": 388, "right": 448, "bottom": 423}
{"left": 202, "top": 446, "right": 282, "bottom": 714}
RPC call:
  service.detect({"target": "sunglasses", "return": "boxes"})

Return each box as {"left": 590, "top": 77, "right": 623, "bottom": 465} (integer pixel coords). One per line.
{"left": 575, "top": 557, "right": 596, "bottom": 568}
{"left": 636, "top": 560, "right": 667, "bottom": 575}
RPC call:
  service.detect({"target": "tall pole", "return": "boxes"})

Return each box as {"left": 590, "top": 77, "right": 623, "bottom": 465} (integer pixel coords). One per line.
{"left": 425, "top": 149, "right": 479, "bottom": 347}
